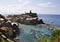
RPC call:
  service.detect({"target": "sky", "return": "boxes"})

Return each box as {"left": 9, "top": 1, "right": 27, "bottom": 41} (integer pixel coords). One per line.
{"left": 0, "top": 0, "right": 60, "bottom": 15}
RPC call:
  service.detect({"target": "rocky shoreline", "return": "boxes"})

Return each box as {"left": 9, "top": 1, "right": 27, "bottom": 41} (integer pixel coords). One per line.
{"left": 38, "top": 24, "right": 60, "bottom": 30}
{"left": 0, "top": 11, "right": 60, "bottom": 42}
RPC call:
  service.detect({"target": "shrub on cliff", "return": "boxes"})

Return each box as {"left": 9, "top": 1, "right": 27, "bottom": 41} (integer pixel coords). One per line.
{"left": 0, "top": 14, "right": 7, "bottom": 22}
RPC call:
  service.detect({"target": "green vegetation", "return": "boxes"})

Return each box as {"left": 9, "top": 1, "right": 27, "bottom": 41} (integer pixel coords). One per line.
{"left": 50, "top": 29, "right": 60, "bottom": 42}
{"left": 0, "top": 14, "right": 5, "bottom": 19}
{"left": 0, "top": 14, "right": 7, "bottom": 22}
{"left": 33, "top": 35, "right": 51, "bottom": 42}
{"left": 33, "top": 29, "right": 60, "bottom": 42}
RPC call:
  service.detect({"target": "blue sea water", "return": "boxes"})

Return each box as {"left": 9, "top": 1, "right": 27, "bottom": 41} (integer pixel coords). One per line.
{"left": 19, "top": 15, "right": 60, "bottom": 42}
{"left": 19, "top": 25, "right": 52, "bottom": 42}
{"left": 38, "top": 14, "right": 60, "bottom": 27}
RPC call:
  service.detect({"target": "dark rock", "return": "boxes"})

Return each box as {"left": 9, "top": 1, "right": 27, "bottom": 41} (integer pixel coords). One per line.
{"left": 38, "top": 19, "right": 45, "bottom": 24}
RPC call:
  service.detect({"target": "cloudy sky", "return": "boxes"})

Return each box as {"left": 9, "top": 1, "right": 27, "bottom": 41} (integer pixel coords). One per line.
{"left": 0, "top": 0, "right": 60, "bottom": 15}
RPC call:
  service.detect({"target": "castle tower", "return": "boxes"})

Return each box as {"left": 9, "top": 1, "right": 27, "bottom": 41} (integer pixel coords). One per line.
{"left": 30, "top": 10, "right": 32, "bottom": 13}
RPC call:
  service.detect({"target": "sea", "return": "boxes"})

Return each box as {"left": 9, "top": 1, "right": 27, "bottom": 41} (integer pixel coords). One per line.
{"left": 38, "top": 14, "right": 60, "bottom": 27}
{"left": 19, "top": 14, "right": 60, "bottom": 42}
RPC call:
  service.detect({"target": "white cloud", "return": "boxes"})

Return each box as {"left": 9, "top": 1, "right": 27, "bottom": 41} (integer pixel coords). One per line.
{"left": 18, "top": 0, "right": 30, "bottom": 5}
{"left": 0, "top": 4, "right": 59, "bottom": 14}
{"left": 0, "top": 5, "right": 22, "bottom": 14}
{"left": 0, "top": 1, "right": 60, "bottom": 15}
{"left": 18, "top": 0, "right": 29, "bottom": 3}
{"left": 0, "top": 5, "right": 38, "bottom": 14}
{"left": 38, "top": 2, "right": 55, "bottom": 7}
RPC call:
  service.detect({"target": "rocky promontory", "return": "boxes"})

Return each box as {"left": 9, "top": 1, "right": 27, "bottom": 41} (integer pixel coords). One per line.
{"left": 6, "top": 11, "right": 45, "bottom": 25}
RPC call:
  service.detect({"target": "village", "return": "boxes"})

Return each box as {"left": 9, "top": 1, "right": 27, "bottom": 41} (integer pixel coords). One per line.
{"left": 5, "top": 10, "right": 44, "bottom": 25}
{"left": 0, "top": 11, "right": 45, "bottom": 42}
{"left": 0, "top": 11, "right": 60, "bottom": 42}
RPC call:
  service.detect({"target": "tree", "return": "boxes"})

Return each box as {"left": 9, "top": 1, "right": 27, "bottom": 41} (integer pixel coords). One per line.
{"left": 0, "top": 14, "right": 5, "bottom": 19}
{"left": 0, "top": 14, "right": 7, "bottom": 22}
